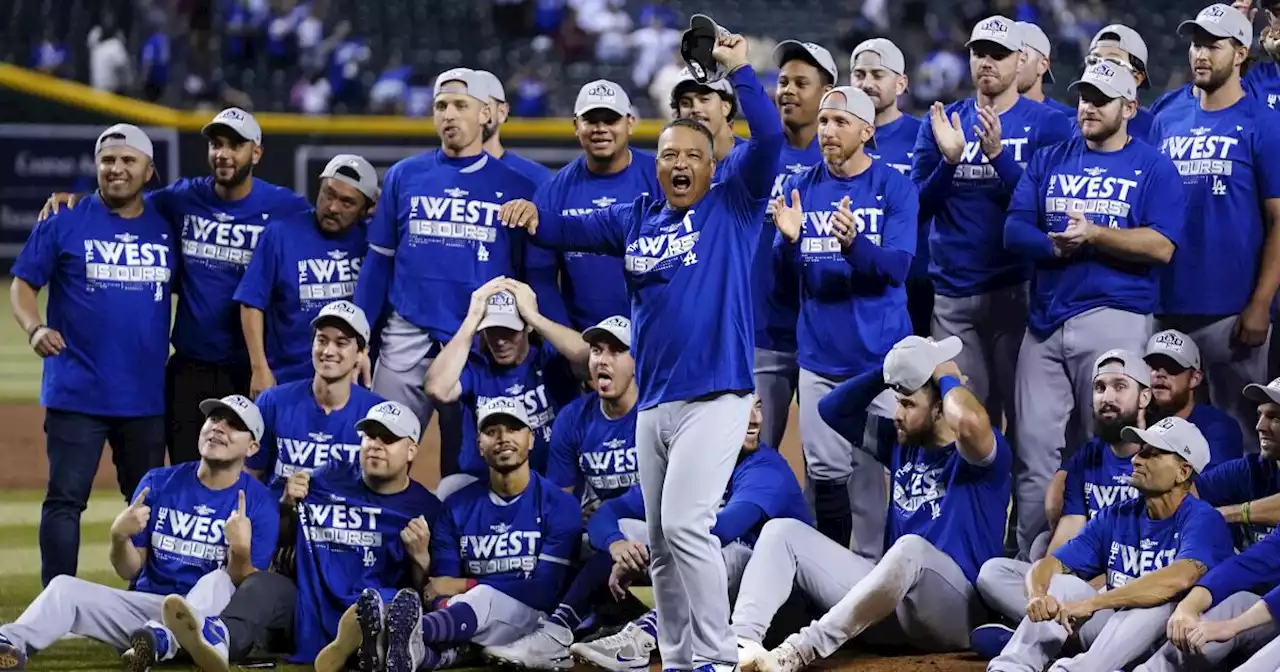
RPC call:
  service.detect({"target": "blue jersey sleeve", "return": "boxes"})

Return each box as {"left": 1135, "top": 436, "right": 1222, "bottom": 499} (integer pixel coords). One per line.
{"left": 842, "top": 173, "right": 915, "bottom": 286}
{"left": 1004, "top": 148, "right": 1055, "bottom": 261}
{"left": 531, "top": 201, "right": 633, "bottom": 257}
{"left": 1060, "top": 451, "right": 1087, "bottom": 518}
{"left": 910, "top": 114, "right": 958, "bottom": 218}
{"left": 1052, "top": 506, "right": 1111, "bottom": 577}
{"left": 545, "top": 408, "right": 582, "bottom": 492}
{"left": 1173, "top": 503, "right": 1234, "bottom": 568}
{"left": 247, "top": 484, "right": 281, "bottom": 570}
{"left": 725, "top": 65, "right": 786, "bottom": 201}
{"left": 517, "top": 490, "right": 581, "bottom": 610}
{"left": 11, "top": 211, "right": 63, "bottom": 289}
{"left": 130, "top": 470, "right": 158, "bottom": 548}
{"left": 1197, "top": 529, "right": 1280, "bottom": 606}
{"left": 587, "top": 485, "right": 644, "bottom": 550}
{"left": 1195, "top": 457, "right": 1252, "bottom": 506}
{"left": 428, "top": 507, "right": 463, "bottom": 577}
{"left": 1255, "top": 117, "right": 1280, "bottom": 199}
{"left": 232, "top": 220, "right": 280, "bottom": 311}
{"left": 710, "top": 501, "right": 767, "bottom": 546}
{"left": 243, "top": 386, "right": 278, "bottom": 475}
{"left": 1141, "top": 155, "right": 1187, "bottom": 247}
{"left": 816, "top": 368, "right": 890, "bottom": 463}
{"left": 355, "top": 163, "right": 401, "bottom": 323}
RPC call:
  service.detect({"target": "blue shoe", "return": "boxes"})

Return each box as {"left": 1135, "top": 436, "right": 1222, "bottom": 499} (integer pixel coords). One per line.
{"left": 386, "top": 589, "right": 425, "bottom": 672}
{"left": 163, "top": 595, "right": 230, "bottom": 672}
{"left": 970, "top": 623, "right": 1014, "bottom": 660}
{"left": 356, "top": 589, "right": 387, "bottom": 672}
{"left": 0, "top": 634, "right": 26, "bottom": 671}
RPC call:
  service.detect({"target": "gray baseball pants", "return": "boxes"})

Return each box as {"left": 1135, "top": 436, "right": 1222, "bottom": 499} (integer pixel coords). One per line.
{"left": 1158, "top": 315, "right": 1271, "bottom": 454}
{"left": 977, "top": 557, "right": 1035, "bottom": 623}
{"left": 798, "top": 368, "right": 891, "bottom": 561}
{"left": 732, "top": 519, "right": 981, "bottom": 658}
{"left": 447, "top": 585, "right": 545, "bottom": 647}
{"left": 621, "top": 519, "right": 755, "bottom": 602}
{"left": 637, "top": 392, "right": 752, "bottom": 670}
{"left": 0, "top": 569, "right": 234, "bottom": 653}
{"left": 1013, "top": 307, "right": 1151, "bottom": 559}
{"left": 1134, "top": 592, "right": 1279, "bottom": 672}
{"left": 988, "top": 574, "right": 1174, "bottom": 672}
{"left": 755, "top": 348, "right": 799, "bottom": 450}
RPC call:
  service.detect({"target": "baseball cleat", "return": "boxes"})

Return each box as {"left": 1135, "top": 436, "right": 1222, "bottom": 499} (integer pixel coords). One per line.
{"left": 756, "top": 641, "right": 807, "bottom": 672}
{"left": 969, "top": 623, "right": 1015, "bottom": 660}
{"left": 569, "top": 621, "right": 656, "bottom": 671}
{"left": 0, "top": 634, "right": 25, "bottom": 671}
{"left": 483, "top": 621, "right": 573, "bottom": 670}
{"left": 121, "top": 624, "right": 173, "bottom": 672}
{"left": 736, "top": 637, "right": 767, "bottom": 672}
{"left": 385, "top": 588, "right": 426, "bottom": 672}
{"left": 162, "top": 595, "right": 230, "bottom": 672}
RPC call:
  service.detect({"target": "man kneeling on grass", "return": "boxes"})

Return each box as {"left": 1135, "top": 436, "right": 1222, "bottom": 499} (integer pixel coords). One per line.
{"left": 0, "top": 395, "right": 279, "bottom": 672}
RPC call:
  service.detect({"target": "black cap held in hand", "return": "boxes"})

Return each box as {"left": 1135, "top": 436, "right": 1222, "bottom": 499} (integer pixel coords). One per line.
{"left": 680, "top": 14, "right": 727, "bottom": 84}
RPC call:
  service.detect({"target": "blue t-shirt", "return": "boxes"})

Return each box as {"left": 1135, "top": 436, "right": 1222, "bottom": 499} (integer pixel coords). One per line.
{"left": 12, "top": 194, "right": 175, "bottom": 416}
{"left": 534, "top": 151, "right": 659, "bottom": 330}
{"left": 1196, "top": 453, "right": 1280, "bottom": 550}
{"left": 868, "top": 114, "right": 927, "bottom": 277}
{"left": 458, "top": 342, "right": 581, "bottom": 477}
{"left": 1053, "top": 495, "right": 1233, "bottom": 589}
{"left": 545, "top": 391, "right": 638, "bottom": 501}
{"left": 778, "top": 161, "right": 917, "bottom": 377}
{"left": 1043, "top": 96, "right": 1075, "bottom": 117}
{"left": 757, "top": 137, "right": 823, "bottom": 354}
{"left": 432, "top": 473, "right": 581, "bottom": 613}
{"left": 233, "top": 212, "right": 368, "bottom": 383}
{"left": 1150, "top": 93, "right": 1280, "bottom": 315}
{"left": 501, "top": 150, "right": 555, "bottom": 187}
{"left": 1187, "top": 403, "right": 1245, "bottom": 467}
{"left": 1246, "top": 61, "right": 1280, "bottom": 110}
{"left": 246, "top": 379, "right": 386, "bottom": 497}
{"left": 130, "top": 463, "right": 278, "bottom": 596}
{"left": 291, "top": 461, "right": 442, "bottom": 662}
{"left": 360, "top": 151, "right": 541, "bottom": 342}
{"left": 530, "top": 66, "right": 784, "bottom": 410}
{"left": 1060, "top": 438, "right": 1138, "bottom": 519}
{"left": 911, "top": 97, "right": 1073, "bottom": 297}
{"left": 1005, "top": 136, "right": 1185, "bottom": 338}
{"left": 149, "top": 177, "right": 311, "bottom": 365}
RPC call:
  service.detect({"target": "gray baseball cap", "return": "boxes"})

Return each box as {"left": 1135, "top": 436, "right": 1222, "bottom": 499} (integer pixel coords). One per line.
{"left": 672, "top": 66, "right": 737, "bottom": 104}
{"left": 1018, "top": 22, "right": 1056, "bottom": 82}
{"left": 1145, "top": 329, "right": 1201, "bottom": 370}
{"left": 477, "top": 396, "right": 532, "bottom": 430}
{"left": 1093, "top": 349, "right": 1151, "bottom": 387}
{"left": 199, "top": 394, "right": 265, "bottom": 441}
{"left": 774, "top": 40, "right": 839, "bottom": 83}
{"left": 311, "top": 300, "right": 371, "bottom": 344}
{"left": 356, "top": 401, "right": 422, "bottom": 444}
{"left": 202, "top": 107, "right": 263, "bottom": 145}
{"left": 1091, "top": 24, "right": 1150, "bottom": 66}
{"left": 819, "top": 86, "right": 876, "bottom": 126}
{"left": 883, "top": 335, "right": 963, "bottom": 392}
{"left": 1069, "top": 60, "right": 1139, "bottom": 101}
{"left": 477, "top": 290, "right": 525, "bottom": 332}
{"left": 582, "top": 315, "right": 632, "bottom": 350}
{"left": 575, "top": 79, "right": 633, "bottom": 117}
{"left": 95, "top": 123, "right": 154, "bottom": 161}
{"left": 967, "top": 15, "right": 1023, "bottom": 53}
{"left": 1243, "top": 377, "right": 1280, "bottom": 405}
{"left": 1178, "top": 4, "right": 1253, "bottom": 49}
{"left": 851, "top": 38, "right": 906, "bottom": 76}
{"left": 473, "top": 70, "right": 506, "bottom": 103}
{"left": 1121, "top": 416, "right": 1211, "bottom": 473}
{"left": 434, "top": 67, "right": 489, "bottom": 101}
{"left": 320, "top": 154, "right": 379, "bottom": 201}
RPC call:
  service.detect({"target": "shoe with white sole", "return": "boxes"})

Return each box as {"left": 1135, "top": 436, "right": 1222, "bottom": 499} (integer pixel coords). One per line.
{"left": 385, "top": 588, "right": 425, "bottom": 672}
{"left": 756, "top": 642, "right": 809, "bottom": 672}
{"left": 736, "top": 637, "right": 767, "bottom": 672}
{"left": 484, "top": 620, "right": 573, "bottom": 670}
{"left": 162, "top": 595, "right": 230, "bottom": 672}
{"left": 569, "top": 621, "right": 656, "bottom": 671}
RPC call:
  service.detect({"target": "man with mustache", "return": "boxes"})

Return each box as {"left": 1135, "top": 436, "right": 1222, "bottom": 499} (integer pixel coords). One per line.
{"left": 1195, "top": 377, "right": 1280, "bottom": 551}
{"left": 1015, "top": 22, "right": 1074, "bottom": 116}
{"left": 234, "top": 155, "right": 378, "bottom": 392}
{"left": 1144, "top": 329, "right": 1244, "bottom": 466}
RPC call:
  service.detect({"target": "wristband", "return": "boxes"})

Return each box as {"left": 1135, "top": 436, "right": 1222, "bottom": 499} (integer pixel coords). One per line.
{"left": 25, "top": 323, "right": 44, "bottom": 338}
{"left": 1243, "top": 501, "right": 1253, "bottom": 527}
{"left": 464, "top": 579, "right": 478, "bottom": 591}
{"left": 938, "top": 375, "right": 964, "bottom": 398}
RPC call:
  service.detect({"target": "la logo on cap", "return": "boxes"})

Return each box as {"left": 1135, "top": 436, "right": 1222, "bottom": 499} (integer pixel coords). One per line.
{"left": 1155, "top": 332, "right": 1184, "bottom": 349}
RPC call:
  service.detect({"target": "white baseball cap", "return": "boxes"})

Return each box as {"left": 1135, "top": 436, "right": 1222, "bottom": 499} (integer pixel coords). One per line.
{"left": 1243, "top": 377, "right": 1280, "bottom": 405}
{"left": 575, "top": 79, "right": 633, "bottom": 117}
{"left": 967, "top": 15, "right": 1023, "bottom": 52}
{"left": 773, "top": 40, "right": 839, "bottom": 83}
{"left": 1178, "top": 4, "right": 1253, "bottom": 49}
{"left": 433, "top": 67, "right": 489, "bottom": 102}
{"left": 582, "top": 315, "right": 632, "bottom": 350}
{"left": 1017, "top": 22, "right": 1055, "bottom": 82}
{"left": 671, "top": 66, "right": 738, "bottom": 118}
{"left": 819, "top": 86, "right": 876, "bottom": 126}
{"left": 884, "top": 335, "right": 963, "bottom": 392}
{"left": 477, "top": 290, "right": 525, "bottom": 332}
{"left": 477, "top": 396, "right": 532, "bottom": 430}
{"left": 1121, "top": 416, "right": 1211, "bottom": 473}
{"left": 1145, "top": 329, "right": 1201, "bottom": 370}
{"left": 319, "top": 154, "right": 379, "bottom": 202}
{"left": 1093, "top": 349, "right": 1151, "bottom": 387}
{"left": 1069, "top": 60, "right": 1139, "bottom": 101}
{"left": 202, "top": 107, "right": 263, "bottom": 145}
{"left": 473, "top": 70, "right": 506, "bottom": 103}
{"left": 199, "top": 394, "right": 265, "bottom": 441}
{"left": 356, "top": 401, "right": 422, "bottom": 444}
{"left": 851, "top": 38, "right": 906, "bottom": 76}
{"left": 1091, "top": 24, "right": 1150, "bottom": 66}
{"left": 95, "top": 123, "right": 154, "bottom": 161}
{"left": 311, "top": 300, "right": 371, "bottom": 344}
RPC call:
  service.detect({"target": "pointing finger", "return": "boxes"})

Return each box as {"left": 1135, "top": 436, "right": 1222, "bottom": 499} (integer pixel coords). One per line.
{"left": 237, "top": 490, "right": 246, "bottom": 515}
{"left": 132, "top": 487, "right": 150, "bottom": 507}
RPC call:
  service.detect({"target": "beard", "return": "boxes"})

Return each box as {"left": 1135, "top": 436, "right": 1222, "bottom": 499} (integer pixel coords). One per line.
{"left": 482, "top": 121, "right": 498, "bottom": 143}
{"left": 1095, "top": 406, "right": 1141, "bottom": 444}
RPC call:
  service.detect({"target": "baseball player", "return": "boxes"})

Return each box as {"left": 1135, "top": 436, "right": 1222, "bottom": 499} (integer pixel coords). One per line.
{"left": 1151, "top": 4, "right": 1280, "bottom": 454}
{"left": 1234, "top": 0, "right": 1280, "bottom": 109}
{"left": 751, "top": 39, "right": 836, "bottom": 451}
{"left": 315, "top": 397, "right": 581, "bottom": 672}
{"left": 1016, "top": 22, "right": 1074, "bottom": 116}
{"left": 971, "top": 350, "right": 1152, "bottom": 656}
{"left": 425, "top": 278, "right": 585, "bottom": 497}
{"left": 985, "top": 417, "right": 1233, "bottom": 672}
{"left": 770, "top": 86, "right": 917, "bottom": 555}
{"left": 0, "top": 394, "right": 278, "bottom": 671}
{"left": 35, "top": 108, "right": 311, "bottom": 467}
{"left": 1086, "top": 25, "right": 1159, "bottom": 143}
{"left": 670, "top": 67, "right": 743, "bottom": 163}
{"left": 1144, "top": 329, "right": 1245, "bottom": 465}
{"left": 732, "top": 335, "right": 1010, "bottom": 671}
{"left": 474, "top": 69, "right": 557, "bottom": 187}
{"left": 851, "top": 38, "right": 929, "bottom": 336}
{"left": 159, "top": 400, "right": 443, "bottom": 670}
{"left": 245, "top": 301, "right": 385, "bottom": 497}
{"left": 1004, "top": 61, "right": 1185, "bottom": 558}
{"left": 234, "top": 155, "right": 377, "bottom": 392}
{"left": 546, "top": 316, "right": 639, "bottom": 507}
{"left": 9, "top": 124, "right": 174, "bottom": 585}
{"left": 497, "top": 25, "right": 782, "bottom": 671}
{"left": 912, "top": 15, "right": 1073, "bottom": 462}
{"left": 1196, "top": 377, "right": 1280, "bottom": 550}
{"left": 536, "top": 81, "right": 659, "bottom": 330}
{"left": 353, "top": 67, "right": 545, "bottom": 472}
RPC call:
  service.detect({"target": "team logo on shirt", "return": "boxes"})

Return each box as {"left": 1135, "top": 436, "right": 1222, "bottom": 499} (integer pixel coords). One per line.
{"left": 1105, "top": 538, "right": 1177, "bottom": 587}
{"left": 799, "top": 204, "right": 884, "bottom": 256}
{"left": 181, "top": 213, "right": 265, "bottom": 266}
{"left": 1159, "top": 128, "right": 1239, "bottom": 179}
{"left": 892, "top": 461, "right": 946, "bottom": 521}
{"left": 296, "top": 250, "right": 362, "bottom": 307}
{"left": 273, "top": 432, "right": 362, "bottom": 480}
{"left": 580, "top": 437, "right": 640, "bottom": 491}
{"left": 83, "top": 234, "right": 172, "bottom": 299}
{"left": 1083, "top": 476, "right": 1139, "bottom": 518}
{"left": 953, "top": 137, "right": 1031, "bottom": 181}
{"left": 770, "top": 164, "right": 810, "bottom": 200}
{"left": 151, "top": 503, "right": 230, "bottom": 564}
{"left": 406, "top": 188, "right": 504, "bottom": 251}
{"left": 478, "top": 385, "right": 556, "bottom": 443}
{"left": 1044, "top": 171, "right": 1140, "bottom": 224}
{"left": 625, "top": 210, "right": 699, "bottom": 275}
{"left": 300, "top": 501, "right": 385, "bottom": 547}
{"left": 461, "top": 522, "right": 542, "bottom": 576}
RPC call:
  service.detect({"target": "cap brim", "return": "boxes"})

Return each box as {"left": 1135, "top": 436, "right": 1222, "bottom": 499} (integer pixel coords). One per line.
{"left": 576, "top": 104, "right": 629, "bottom": 117}
{"left": 354, "top": 417, "right": 413, "bottom": 439}
{"left": 201, "top": 122, "right": 253, "bottom": 143}
{"left": 1068, "top": 80, "right": 1125, "bottom": 100}
{"left": 933, "top": 335, "right": 963, "bottom": 364}
{"left": 311, "top": 314, "right": 366, "bottom": 341}
{"left": 583, "top": 326, "right": 630, "bottom": 350}
{"left": 966, "top": 38, "right": 1017, "bottom": 53}
{"left": 478, "top": 314, "right": 526, "bottom": 332}
{"left": 1143, "top": 350, "right": 1196, "bottom": 370}
{"left": 1244, "top": 383, "right": 1280, "bottom": 405}
{"left": 1120, "top": 425, "right": 1169, "bottom": 450}
{"left": 478, "top": 411, "right": 530, "bottom": 430}
{"left": 198, "top": 399, "right": 255, "bottom": 436}
{"left": 1177, "top": 20, "right": 1232, "bottom": 41}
